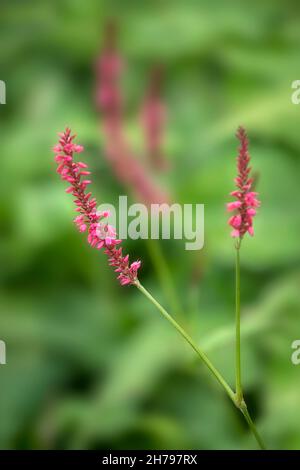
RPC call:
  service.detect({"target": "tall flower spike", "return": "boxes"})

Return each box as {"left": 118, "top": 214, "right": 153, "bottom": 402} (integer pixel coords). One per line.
{"left": 54, "top": 128, "right": 141, "bottom": 286}
{"left": 227, "top": 127, "right": 260, "bottom": 239}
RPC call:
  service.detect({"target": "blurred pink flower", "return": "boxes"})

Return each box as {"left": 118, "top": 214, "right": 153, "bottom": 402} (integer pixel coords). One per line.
{"left": 95, "top": 23, "right": 169, "bottom": 205}
{"left": 140, "top": 65, "right": 168, "bottom": 170}
{"left": 227, "top": 127, "right": 260, "bottom": 239}
{"left": 54, "top": 128, "right": 141, "bottom": 286}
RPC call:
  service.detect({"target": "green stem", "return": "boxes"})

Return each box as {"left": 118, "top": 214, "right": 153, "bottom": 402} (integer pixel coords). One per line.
{"left": 235, "top": 243, "right": 243, "bottom": 405}
{"left": 136, "top": 281, "right": 235, "bottom": 403}
{"left": 234, "top": 243, "right": 266, "bottom": 449}
{"left": 241, "top": 402, "right": 266, "bottom": 450}
{"left": 135, "top": 280, "right": 266, "bottom": 450}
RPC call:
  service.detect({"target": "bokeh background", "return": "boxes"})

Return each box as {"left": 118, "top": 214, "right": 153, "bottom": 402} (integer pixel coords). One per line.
{"left": 1, "top": 0, "right": 300, "bottom": 450}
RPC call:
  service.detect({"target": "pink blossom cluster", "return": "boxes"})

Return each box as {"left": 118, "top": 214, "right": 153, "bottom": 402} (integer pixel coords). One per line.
{"left": 227, "top": 127, "right": 260, "bottom": 239}
{"left": 54, "top": 128, "right": 141, "bottom": 286}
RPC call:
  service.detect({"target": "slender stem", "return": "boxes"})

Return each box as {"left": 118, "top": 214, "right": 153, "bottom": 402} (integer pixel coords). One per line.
{"left": 235, "top": 244, "right": 243, "bottom": 405}
{"left": 135, "top": 280, "right": 267, "bottom": 450}
{"left": 234, "top": 244, "right": 266, "bottom": 449}
{"left": 136, "top": 281, "right": 235, "bottom": 403}
{"left": 241, "top": 402, "right": 266, "bottom": 450}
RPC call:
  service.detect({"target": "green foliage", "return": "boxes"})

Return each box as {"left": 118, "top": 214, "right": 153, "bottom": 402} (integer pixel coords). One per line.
{"left": 0, "top": 0, "right": 300, "bottom": 450}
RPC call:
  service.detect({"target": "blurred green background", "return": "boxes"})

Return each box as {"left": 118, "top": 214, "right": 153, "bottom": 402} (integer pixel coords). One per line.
{"left": 1, "top": 0, "right": 300, "bottom": 450}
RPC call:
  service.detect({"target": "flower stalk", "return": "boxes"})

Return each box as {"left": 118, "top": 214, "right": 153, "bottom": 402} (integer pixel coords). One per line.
{"left": 235, "top": 241, "right": 243, "bottom": 406}
{"left": 135, "top": 280, "right": 235, "bottom": 402}
{"left": 135, "top": 280, "right": 266, "bottom": 449}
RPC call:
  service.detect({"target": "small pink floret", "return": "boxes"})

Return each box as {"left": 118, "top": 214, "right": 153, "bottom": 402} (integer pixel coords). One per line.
{"left": 231, "top": 229, "right": 240, "bottom": 238}
{"left": 227, "top": 201, "right": 242, "bottom": 212}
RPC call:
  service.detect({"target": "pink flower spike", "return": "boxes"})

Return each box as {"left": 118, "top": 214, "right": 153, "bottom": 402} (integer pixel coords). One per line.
{"left": 226, "top": 127, "right": 260, "bottom": 239}
{"left": 54, "top": 128, "right": 141, "bottom": 286}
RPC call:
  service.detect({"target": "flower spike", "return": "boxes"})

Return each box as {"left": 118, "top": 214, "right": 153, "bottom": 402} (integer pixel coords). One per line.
{"left": 227, "top": 127, "right": 260, "bottom": 239}
{"left": 54, "top": 128, "right": 141, "bottom": 286}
